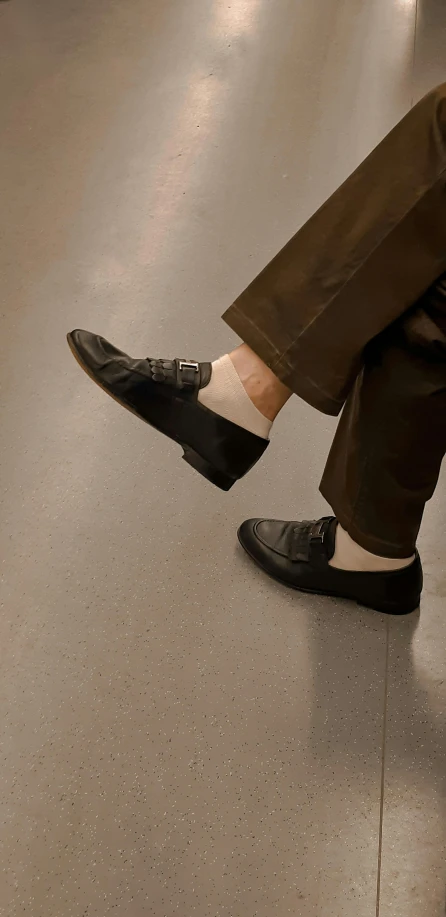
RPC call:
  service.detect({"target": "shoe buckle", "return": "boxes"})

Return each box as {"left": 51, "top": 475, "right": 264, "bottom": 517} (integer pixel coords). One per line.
{"left": 179, "top": 360, "right": 199, "bottom": 372}
{"left": 310, "top": 520, "right": 325, "bottom": 543}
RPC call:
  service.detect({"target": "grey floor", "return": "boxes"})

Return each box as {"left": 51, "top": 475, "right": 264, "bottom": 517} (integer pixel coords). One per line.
{"left": 0, "top": 1, "right": 445, "bottom": 915}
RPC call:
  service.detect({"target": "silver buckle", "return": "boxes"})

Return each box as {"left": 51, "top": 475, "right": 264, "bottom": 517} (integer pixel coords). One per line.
{"left": 179, "top": 360, "right": 199, "bottom": 372}
{"left": 310, "top": 520, "right": 325, "bottom": 543}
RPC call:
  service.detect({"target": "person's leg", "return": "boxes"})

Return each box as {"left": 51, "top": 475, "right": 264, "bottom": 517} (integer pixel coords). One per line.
{"left": 203, "top": 82, "right": 446, "bottom": 434}
{"left": 223, "top": 84, "right": 446, "bottom": 413}
{"left": 238, "top": 275, "right": 446, "bottom": 613}
{"left": 322, "top": 275, "right": 446, "bottom": 560}
{"left": 189, "top": 81, "right": 446, "bottom": 449}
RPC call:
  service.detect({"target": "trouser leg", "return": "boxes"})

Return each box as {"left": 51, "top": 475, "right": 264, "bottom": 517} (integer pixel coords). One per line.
{"left": 320, "top": 278, "right": 446, "bottom": 557}
{"left": 223, "top": 85, "right": 446, "bottom": 416}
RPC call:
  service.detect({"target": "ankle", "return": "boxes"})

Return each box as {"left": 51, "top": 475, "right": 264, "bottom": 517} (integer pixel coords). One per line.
{"left": 198, "top": 354, "right": 273, "bottom": 439}
{"left": 229, "top": 344, "right": 291, "bottom": 421}
{"left": 329, "top": 524, "right": 415, "bottom": 572}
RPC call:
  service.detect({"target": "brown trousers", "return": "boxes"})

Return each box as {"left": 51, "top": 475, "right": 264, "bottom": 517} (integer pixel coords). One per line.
{"left": 223, "top": 84, "right": 446, "bottom": 558}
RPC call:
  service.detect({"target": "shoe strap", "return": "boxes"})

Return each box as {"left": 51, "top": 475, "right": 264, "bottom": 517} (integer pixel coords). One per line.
{"left": 145, "top": 358, "right": 210, "bottom": 394}
{"left": 176, "top": 360, "right": 212, "bottom": 392}
{"left": 289, "top": 517, "right": 334, "bottom": 565}
{"left": 175, "top": 359, "right": 201, "bottom": 390}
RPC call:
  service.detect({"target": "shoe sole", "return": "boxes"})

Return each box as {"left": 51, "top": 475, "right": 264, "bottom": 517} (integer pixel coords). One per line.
{"left": 237, "top": 529, "right": 420, "bottom": 616}
{"left": 67, "top": 333, "right": 236, "bottom": 491}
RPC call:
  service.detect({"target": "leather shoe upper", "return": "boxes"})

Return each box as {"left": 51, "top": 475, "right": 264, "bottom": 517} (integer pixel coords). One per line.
{"left": 67, "top": 329, "right": 269, "bottom": 488}
{"left": 69, "top": 329, "right": 211, "bottom": 398}
{"left": 238, "top": 516, "right": 422, "bottom": 615}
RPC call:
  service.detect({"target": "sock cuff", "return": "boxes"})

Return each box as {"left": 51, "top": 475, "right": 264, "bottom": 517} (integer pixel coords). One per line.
{"left": 198, "top": 355, "right": 272, "bottom": 439}
{"left": 217, "top": 355, "right": 273, "bottom": 437}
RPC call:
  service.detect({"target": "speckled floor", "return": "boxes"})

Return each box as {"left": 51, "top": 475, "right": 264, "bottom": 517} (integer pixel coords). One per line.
{"left": 0, "top": 1, "right": 445, "bottom": 915}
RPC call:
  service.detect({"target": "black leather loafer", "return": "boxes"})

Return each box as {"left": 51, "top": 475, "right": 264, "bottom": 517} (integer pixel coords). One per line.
{"left": 238, "top": 516, "right": 422, "bottom": 614}
{"left": 67, "top": 330, "right": 268, "bottom": 490}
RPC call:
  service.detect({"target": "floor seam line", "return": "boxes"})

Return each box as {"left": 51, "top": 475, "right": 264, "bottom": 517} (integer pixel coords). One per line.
{"left": 375, "top": 619, "right": 390, "bottom": 917}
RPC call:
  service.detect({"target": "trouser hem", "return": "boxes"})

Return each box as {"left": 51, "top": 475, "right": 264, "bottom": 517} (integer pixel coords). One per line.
{"left": 222, "top": 303, "right": 343, "bottom": 416}
{"left": 320, "top": 481, "right": 417, "bottom": 558}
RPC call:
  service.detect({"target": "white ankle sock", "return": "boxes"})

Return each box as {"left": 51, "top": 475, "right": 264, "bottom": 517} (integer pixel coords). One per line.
{"left": 198, "top": 355, "right": 272, "bottom": 439}
{"left": 329, "top": 524, "right": 415, "bottom": 572}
